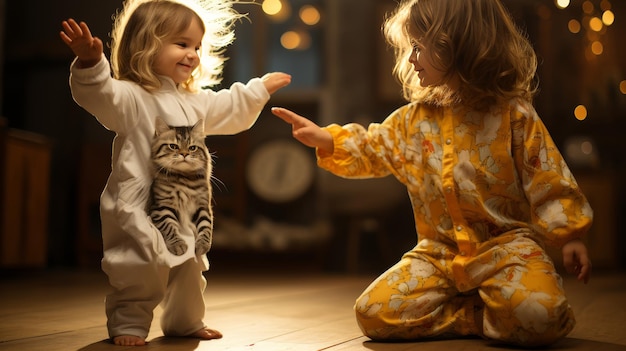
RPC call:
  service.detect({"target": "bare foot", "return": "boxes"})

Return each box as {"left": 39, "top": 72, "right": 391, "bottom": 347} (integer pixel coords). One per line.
{"left": 190, "top": 327, "right": 222, "bottom": 340}
{"left": 112, "top": 335, "right": 146, "bottom": 346}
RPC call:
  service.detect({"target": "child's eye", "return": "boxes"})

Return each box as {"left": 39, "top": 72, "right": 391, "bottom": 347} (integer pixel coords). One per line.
{"left": 176, "top": 42, "right": 187, "bottom": 48}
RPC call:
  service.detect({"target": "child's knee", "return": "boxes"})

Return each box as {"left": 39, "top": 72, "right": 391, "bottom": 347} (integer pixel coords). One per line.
{"left": 485, "top": 295, "right": 575, "bottom": 346}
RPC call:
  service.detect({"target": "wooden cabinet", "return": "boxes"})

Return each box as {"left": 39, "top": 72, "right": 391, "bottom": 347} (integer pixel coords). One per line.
{"left": 0, "top": 126, "right": 52, "bottom": 268}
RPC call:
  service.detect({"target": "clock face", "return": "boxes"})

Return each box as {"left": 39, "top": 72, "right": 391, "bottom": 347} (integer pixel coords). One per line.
{"left": 246, "top": 140, "right": 315, "bottom": 203}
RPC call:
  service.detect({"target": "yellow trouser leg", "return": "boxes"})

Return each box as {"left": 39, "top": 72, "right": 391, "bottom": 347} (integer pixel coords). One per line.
{"left": 354, "top": 255, "right": 483, "bottom": 340}
{"left": 355, "top": 235, "right": 574, "bottom": 346}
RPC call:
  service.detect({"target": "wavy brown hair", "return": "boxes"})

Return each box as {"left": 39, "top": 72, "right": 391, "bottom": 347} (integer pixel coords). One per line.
{"left": 110, "top": 0, "right": 243, "bottom": 93}
{"left": 383, "top": 0, "right": 538, "bottom": 110}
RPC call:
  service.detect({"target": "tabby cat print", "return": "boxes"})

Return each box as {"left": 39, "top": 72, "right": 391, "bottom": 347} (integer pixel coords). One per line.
{"left": 148, "top": 117, "right": 213, "bottom": 256}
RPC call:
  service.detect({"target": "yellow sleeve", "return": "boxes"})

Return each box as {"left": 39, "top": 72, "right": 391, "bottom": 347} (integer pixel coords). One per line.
{"left": 512, "top": 104, "right": 593, "bottom": 247}
{"left": 316, "top": 106, "right": 411, "bottom": 180}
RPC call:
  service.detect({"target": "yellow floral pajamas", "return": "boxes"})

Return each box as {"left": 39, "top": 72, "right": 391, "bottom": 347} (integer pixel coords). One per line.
{"left": 318, "top": 99, "right": 592, "bottom": 346}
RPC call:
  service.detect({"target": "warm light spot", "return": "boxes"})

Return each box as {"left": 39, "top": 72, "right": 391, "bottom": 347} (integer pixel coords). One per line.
{"left": 602, "top": 10, "right": 615, "bottom": 26}
{"left": 581, "top": 141, "right": 594, "bottom": 155}
{"left": 589, "top": 17, "right": 604, "bottom": 31}
{"left": 568, "top": 19, "right": 581, "bottom": 33}
{"left": 263, "top": 0, "right": 291, "bottom": 22}
{"left": 591, "top": 41, "right": 604, "bottom": 55}
{"left": 299, "top": 5, "right": 320, "bottom": 25}
{"left": 600, "top": 0, "right": 612, "bottom": 11}
{"left": 555, "top": 0, "right": 570, "bottom": 9}
{"left": 281, "top": 31, "right": 300, "bottom": 49}
{"left": 574, "top": 105, "right": 588, "bottom": 121}
{"left": 280, "top": 30, "right": 311, "bottom": 50}
{"left": 262, "top": 0, "right": 282, "bottom": 15}
{"left": 619, "top": 80, "right": 626, "bottom": 94}
{"left": 582, "top": 1, "right": 594, "bottom": 14}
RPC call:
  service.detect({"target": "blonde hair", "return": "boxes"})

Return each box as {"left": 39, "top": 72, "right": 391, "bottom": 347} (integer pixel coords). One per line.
{"left": 383, "top": 0, "right": 538, "bottom": 110}
{"left": 110, "top": 0, "right": 244, "bottom": 93}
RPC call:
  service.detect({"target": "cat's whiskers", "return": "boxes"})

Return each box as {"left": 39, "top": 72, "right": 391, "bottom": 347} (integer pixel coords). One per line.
{"left": 210, "top": 174, "right": 227, "bottom": 193}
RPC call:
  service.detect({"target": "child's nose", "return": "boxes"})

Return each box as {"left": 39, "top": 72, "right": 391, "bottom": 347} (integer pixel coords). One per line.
{"left": 187, "top": 50, "right": 199, "bottom": 59}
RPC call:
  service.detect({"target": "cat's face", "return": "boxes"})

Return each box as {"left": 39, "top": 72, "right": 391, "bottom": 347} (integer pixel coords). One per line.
{"left": 152, "top": 118, "right": 209, "bottom": 174}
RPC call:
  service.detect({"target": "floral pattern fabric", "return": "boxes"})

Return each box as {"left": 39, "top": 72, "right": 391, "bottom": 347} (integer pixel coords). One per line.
{"left": 317, "top": 99, "right": 592, "bottom": 345}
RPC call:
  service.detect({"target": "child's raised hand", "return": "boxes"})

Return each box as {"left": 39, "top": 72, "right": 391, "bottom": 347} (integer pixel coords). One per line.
{"left": 561, "top": 238, "right": 592, "bottom": 284}
{"left": 60, "top": 19, "right": 103, "bottom": 68}
{"left": 261, "top": 72, "right": 291, "bottom": 95}
{"left": 271, "top": 107, "right": 333, "bottom": 154}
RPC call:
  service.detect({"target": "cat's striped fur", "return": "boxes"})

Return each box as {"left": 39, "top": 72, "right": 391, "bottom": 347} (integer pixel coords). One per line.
{"left": 149, "top": 117, "right": 213, "bottom": 256}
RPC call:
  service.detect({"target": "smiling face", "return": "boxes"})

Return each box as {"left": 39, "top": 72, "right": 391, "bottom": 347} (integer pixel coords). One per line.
{"left": 408, "top": 39, "right": 447, "bottom": 88}
{"left": 407, "top": 36, "right": 462, "bottom": 93}
{"left": 152, "top": 17, "right": 204, "bottom": 84}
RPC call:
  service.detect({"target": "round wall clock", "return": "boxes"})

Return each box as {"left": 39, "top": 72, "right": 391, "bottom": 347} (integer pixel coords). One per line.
{"left": 246, "top": 139, "right": 316, "bottom": 203}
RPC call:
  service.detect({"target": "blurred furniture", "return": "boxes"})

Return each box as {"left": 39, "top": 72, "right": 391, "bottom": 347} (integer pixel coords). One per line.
{"left": 576, "top": 172, "right": 619, "bottom": 268}
{"left": 324, "top": 176, "right": 407, "bottom": 273}
{"left": 0, "top": 120, "right": 52, "bottom": 268}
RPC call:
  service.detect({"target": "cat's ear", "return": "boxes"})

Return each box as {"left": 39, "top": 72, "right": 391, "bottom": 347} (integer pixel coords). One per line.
{"left": 192, "top": 119, "right": 205, "bottom": 135}
{"left": 154, "top": 117, "right": 171, "bottom": 136}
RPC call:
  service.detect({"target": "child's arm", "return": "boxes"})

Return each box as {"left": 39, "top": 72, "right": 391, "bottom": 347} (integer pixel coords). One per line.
{"left": 562, "top": 239, "right": 592, "bottom": 284}
{"left": 262, "top": 72, "right": 292, "bottom": 95}
{"left": 60, "top": 18, "right": 103, "bottom": 68}
{"left": 271, "top": 107, "right": 333, "bottom": 155}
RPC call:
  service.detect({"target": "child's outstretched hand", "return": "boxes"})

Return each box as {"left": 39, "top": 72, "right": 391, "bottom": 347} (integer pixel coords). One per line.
{"left": 271, "top": 107, "right": 333, "bottom": 155}
{"left": 262, "top": 72, "right": 292, "bottom": 95}
{"left": 562, "top": 238, "right": 592, "bottom": 284}
{"left": 60, "top": 18, "right": 103, "bottom": 68}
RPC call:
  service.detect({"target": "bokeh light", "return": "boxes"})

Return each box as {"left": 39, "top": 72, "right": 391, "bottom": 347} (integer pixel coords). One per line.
{"left": 590, "top": 41, "right": 604, "bottom": 55}
{"left": 589, "top": 17, "right": 604, "bottom": 31}
{"left": 299, "top": 5, "right": 321, "bottom": 26}
{"left": 280, "top": 30, "right": 311, "bottom": 50}
{"left": 568, "top": 19, "right": 581, "bottom": 33}
{"left": 619, "top": 81, "right": 626, "bottom": 94}
{"left": 602, "top": 10, "right": 615, "bottom": 26}
{"left": 262, "top": 0, "right": 291, "bottom": 22}
{"left": 574, "top": 105, "right": 588, "bottom": 121}
{"left": 555, "top": 0, "right": 570, "bottom": 9}
{"left": 262, "top": 0, "right": 281, "bottom": 15}
{"left": 581, "top": 141, "right": 594, "bottom": 155}
{"left": 582, "top": 1, "right": 595, "bottom": 14}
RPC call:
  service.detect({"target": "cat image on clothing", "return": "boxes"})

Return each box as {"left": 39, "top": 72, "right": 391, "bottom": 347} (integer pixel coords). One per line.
{"left": 149, "top": 117, "right": 213, "bottom": 256}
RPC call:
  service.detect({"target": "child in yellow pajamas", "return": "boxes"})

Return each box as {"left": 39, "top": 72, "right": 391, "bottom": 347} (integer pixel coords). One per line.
{"left": 272, "top": 0, "right": 592, "bottom": 347}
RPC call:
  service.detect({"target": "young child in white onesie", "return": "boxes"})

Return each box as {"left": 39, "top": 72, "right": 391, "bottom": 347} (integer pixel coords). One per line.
{"left": 60, "top": 0, "right": 291, "bottom": 346}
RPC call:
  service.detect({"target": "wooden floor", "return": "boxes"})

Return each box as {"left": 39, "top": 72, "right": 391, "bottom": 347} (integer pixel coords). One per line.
{"left": 1, "top": 267, "right": 625, "bottom": 351}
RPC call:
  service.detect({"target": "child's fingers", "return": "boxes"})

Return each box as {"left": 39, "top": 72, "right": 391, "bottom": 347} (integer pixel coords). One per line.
{"left": 59, "top": 31, "right": 72, "bottom": 46}
{"left": 79, "top": 21, "right": 94, "bottom": 39}
{"left": 67, "top": 19, "right": 83, "bottom": 37}
{"left": 61, "top": 19, "right": 85, "bottom": 42}
{"left": 271, "top": 107, "right": 298, "bottom": 123}
{"left": 578, "top": 260, "right": 592, "bottom": 284}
